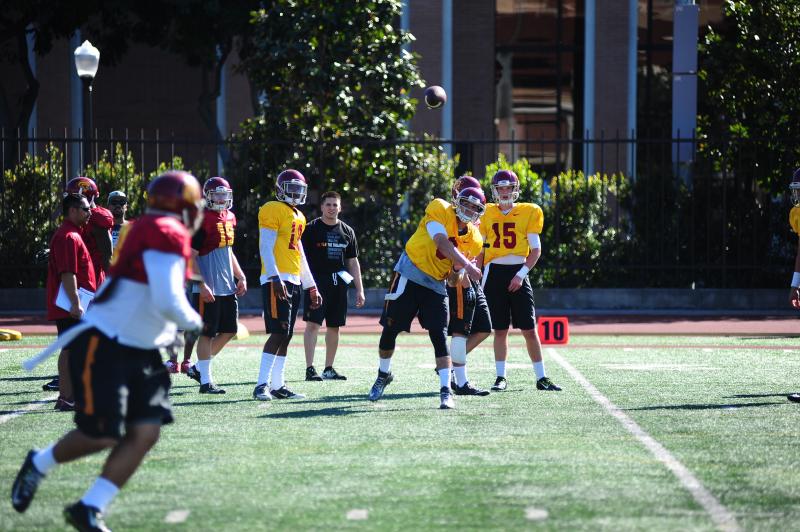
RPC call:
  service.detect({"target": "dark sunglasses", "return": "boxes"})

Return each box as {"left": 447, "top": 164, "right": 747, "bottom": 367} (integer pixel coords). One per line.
{"left": 109, "top": 201, "right": 127, "bottom": 206}
{"left": 79, "top": 207, "right": 91, "bottom": 212}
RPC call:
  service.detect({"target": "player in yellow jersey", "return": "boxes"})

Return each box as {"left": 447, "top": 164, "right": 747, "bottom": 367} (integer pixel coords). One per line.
{"left": 253, "top": 169, "right": 322, "bottom": 401}
{"left": 479, "top": 169, "right": 561, "bottom": 392}
{"left": 787, "top": 169, "right": 800, "bottom": 403}
{"left": 447, "top": 176, "right": 493, "bottom": 396}
{"left": 369, "top": 187, "right": 485, "bottom": 409}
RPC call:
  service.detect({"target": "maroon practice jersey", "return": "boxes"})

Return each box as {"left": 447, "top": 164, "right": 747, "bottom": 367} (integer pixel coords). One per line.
{"left": 193, "top": 209, "right": 236, "bottom": 256}
{"left": 110, "top": 214, "right": 192, "bottom": 284}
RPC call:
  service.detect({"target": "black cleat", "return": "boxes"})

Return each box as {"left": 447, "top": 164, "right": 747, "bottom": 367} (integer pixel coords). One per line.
{"left": 64, "top": 501, "right": 111, "bottom": 531}
{"left": 199, "top": 383, "right": 226, "bottom": 394}
{"left": 439, "top": 387, "right": 455, "bottom": 409}
{"left": 454, "top": 382, "right": 490, "bottom": 396}
{"left": 322, "top": 367, "right": 347, "bottom": 380}
{"left": 368, "top": 371, "right": 393, "bottom": 401}
{"left": 11, "top": 450, "right": 44, "bottom": 513}
{"left": 788, "top": 393, "right": 800, "bottom": 403}
{"left": 252, "top": 383, "right": 272, "bottom": 401}
{"left": 186, "top": 365, "right": 201, "bottom": 383}
{"left": 491, "top": 376, "right": 508, "bottom": 391}
{"left": 270, "top": 386, "right": 306, "bottom": 399}
{"left": 42, "top": 377, "right": 59, "bottom": 391}
{"left": 536, "top": 377, "right": 562, "bottom": 391}
{"left": 305, "top": 366, "right": 323, "bottom": 381}
{"left": 54, "top": 397, "right": 75, "bottom": 411}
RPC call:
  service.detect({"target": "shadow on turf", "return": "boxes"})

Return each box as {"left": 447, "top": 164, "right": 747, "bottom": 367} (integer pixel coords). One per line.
{"left": 259, "top": 404, "right": 410, "bottom": 419}
{"left": 627, "top": 401, "right": 784, "bottom": 411}
{"left": 0, "top": 375, "right": 57, "bottom": 382}
{"left": 725, "top": 393, "right": 796, "bottom": 399}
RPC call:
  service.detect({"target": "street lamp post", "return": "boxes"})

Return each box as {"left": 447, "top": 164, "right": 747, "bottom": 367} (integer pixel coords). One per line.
{"left": 73, "top": 40, "right": 100, "bottom": 169}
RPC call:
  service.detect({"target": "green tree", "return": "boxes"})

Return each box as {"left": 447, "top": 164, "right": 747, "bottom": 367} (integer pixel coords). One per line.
{"left": 699, "top": 1, "right": 800, "bottom": 194}
{"left": 232, "top": 0, "right": 454, "bottom": 285}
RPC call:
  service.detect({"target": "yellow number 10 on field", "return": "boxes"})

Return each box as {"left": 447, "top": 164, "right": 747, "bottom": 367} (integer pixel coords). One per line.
{"left": 538, "top": 316, "right": 569, "bottom": 345}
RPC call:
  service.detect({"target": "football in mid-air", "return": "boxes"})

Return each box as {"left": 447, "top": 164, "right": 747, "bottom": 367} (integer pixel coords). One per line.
{"left": 424, "top": 85, "right": 447, "bottom": 109}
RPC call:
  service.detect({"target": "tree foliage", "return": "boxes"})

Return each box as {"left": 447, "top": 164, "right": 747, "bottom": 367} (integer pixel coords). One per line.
{"left": 699, "top": 0, "right": 800, "bottom": 194}
{"left": 232, "top": 0, "right": 455, "bottom": 285}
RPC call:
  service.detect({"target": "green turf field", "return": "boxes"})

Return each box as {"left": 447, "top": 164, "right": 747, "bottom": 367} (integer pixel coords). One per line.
{"left": 1, "top": 333, "right": 799, "bottom": 531}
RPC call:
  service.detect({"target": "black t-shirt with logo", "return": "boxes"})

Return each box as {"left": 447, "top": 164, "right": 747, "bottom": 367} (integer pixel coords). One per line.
{"left": 301, "top": 218, "right": 358, "bottom": 275}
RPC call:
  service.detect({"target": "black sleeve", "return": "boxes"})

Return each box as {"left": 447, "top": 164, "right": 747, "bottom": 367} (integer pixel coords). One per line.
{"left": 191, "top": 227, "right": 206, "bottom": 251}
{"left": 344, "top": 222, "right": 358, "bottom": 259}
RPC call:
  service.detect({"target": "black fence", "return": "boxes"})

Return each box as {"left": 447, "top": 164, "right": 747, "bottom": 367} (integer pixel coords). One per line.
{"left": 0, "top": 129, "right": 797, "bottom": 289}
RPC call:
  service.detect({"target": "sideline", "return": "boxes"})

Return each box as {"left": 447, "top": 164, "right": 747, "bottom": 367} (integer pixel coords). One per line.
{"left": 0, "top": 393, "right": 59, "bottom": 425}
{"left": 546, "top": 348, "right": 740, "bottom": 532}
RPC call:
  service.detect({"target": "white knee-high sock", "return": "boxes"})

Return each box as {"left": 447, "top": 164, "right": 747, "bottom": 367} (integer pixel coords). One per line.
{"left": 32, "top": 444, "right": 57, "bottom": 475}
{"left": 81, "top": 477, "right": 119, "bottom": 513}
{"left": 271, "top": 356, "right": 287, "bottom": 390}
{"left": 496, "top": 360, "right": 507, "bottom": 378}
{"left": 258, "top": 352, "right": 276, "bottom": 386}
{"left": 533, "top": 361, "right": 546, "bottom": 379}
{"left": 197, "top": 359, "right": 211, "bottom": 385}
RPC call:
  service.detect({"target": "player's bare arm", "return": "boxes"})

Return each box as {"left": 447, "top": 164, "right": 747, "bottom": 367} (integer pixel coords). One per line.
{"left": 508, "top": 246, "right": 540, "bottom": 293}
{"left": 346, "top": 257, "right": 366, "bottom": 308}
{"left": 191, "top": 248, "right": 215, "bottom": 303}
{"left": 299, "top": 241, "right": 322, "bottom": 309}
{"left": 60, "top": 272, "right": 83, "bottom": 318}
{"left": 231, "top": 252, "right": 247, "bottom": 296}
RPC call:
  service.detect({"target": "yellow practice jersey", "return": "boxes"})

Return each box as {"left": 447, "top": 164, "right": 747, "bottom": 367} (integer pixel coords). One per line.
{"left": 405, "top": 198, "right": 483, "bottom": 280}
{"left": 791, "top": 206, "right": 800, "bottom": 235}
{"left": 480, "top": 202, "right": 543, "bottom": 265}
{"left": 258, "top": 200, "right": 306, "bottom": 276}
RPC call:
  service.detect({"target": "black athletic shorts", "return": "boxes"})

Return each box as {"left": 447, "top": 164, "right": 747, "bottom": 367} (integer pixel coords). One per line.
{"left": 303, "top": 272, "right": 349, "bottom": 327}
{"left": 197, "top": 294, "right": 238, "bottom": 337}
{"left": 56, "top": 317, "right": 81, "bottom": 336}
{"left": 380, "top": 273, "right": 448, "bottom": 333}
{"left": 470, "top": 283, "right": 492, "bottom": 334}
{"left": 68, "top": 327, "right": 173, "bottom": 439}
{"left": 447, "top": 283, "right": 476, "bottom": 336}
{"left": 262, "top": 281, "right": 302, "bottom": 335}
{"left": 482, "top": 263, "right": 536, "bottom": 330}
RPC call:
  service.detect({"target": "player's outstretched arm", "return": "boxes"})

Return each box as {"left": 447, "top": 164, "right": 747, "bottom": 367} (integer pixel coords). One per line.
{"left": 432, "top": 232, "right": 481, "bottom": 282}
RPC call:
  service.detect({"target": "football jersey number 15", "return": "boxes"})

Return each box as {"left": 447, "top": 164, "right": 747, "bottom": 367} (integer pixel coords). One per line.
{"left": 491, "top": 222, "right": 516, "bottom": 248}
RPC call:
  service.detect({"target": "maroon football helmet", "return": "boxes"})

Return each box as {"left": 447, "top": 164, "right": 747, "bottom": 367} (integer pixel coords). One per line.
{"left": 451, "top": 175, "right": 482, "bottom": 202}
{"left": 791, "top": 168, "right": 800, "bottom": 207}
{"left": 490, "top": 169, "right": 520, "bottom": 207}
{"left": 65, "top": 177, "right": 100, "bottom": 207}
{"left": 275, "top": 169, "right": 307, "bottom": 206}
{"left": 203, "top": 176, "right": 233, "bottom": 211}
{"left": 146, "top": 170, "right": 203, "bottom": 232}
{"left": 455, "top": 187, "right": 487, "bottom": 224}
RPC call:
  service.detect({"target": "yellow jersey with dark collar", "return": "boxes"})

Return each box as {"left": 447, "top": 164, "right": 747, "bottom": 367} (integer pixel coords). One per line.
{"left": 404, "top": 199, "right": 482, "bottom": 281}
{"left": 258, "top": 200, "right": 306, "bottom": 276}
{"left": 480, "top": 202, "right": 543, "bottom": 265}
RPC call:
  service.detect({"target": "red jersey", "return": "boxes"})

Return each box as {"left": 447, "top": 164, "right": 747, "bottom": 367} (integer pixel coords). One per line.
{"left": 82, "top": 206, "right": 114, "bottom": 285}
{"left": 110, "top": 214, "right": 192, "bottom": 283}
{"left": 193, "top": 209, "right": 236, "bottom": 256}
{"left": 46, "top": 220, "right": 97, "bottom": 320}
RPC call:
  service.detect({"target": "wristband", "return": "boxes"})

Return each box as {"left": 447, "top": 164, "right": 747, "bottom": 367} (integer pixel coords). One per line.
{"left": 792, "top": 272, "right": 800, "bottom": 287}
{"left": 515, "top": 265, "right": 530, "bottom": 278}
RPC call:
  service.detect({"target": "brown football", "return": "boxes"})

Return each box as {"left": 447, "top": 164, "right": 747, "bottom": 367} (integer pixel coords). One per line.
{"left": 424, "top": 85, "right": 447, "bottom": 109}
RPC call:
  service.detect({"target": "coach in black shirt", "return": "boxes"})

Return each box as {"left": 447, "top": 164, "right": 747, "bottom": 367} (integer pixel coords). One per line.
{"left": 301, "top": 191, "right": 365, "bottom": 381}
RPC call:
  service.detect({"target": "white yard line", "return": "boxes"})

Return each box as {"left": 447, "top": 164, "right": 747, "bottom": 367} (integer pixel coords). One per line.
{"left": 546, "top": 348, "right": 740, "bottom": 532}
{"left": 0, "top": 393, "right": 59, "bottom": 425}
{"left": 164, "top": 509, "right": 191, "bottom": 523}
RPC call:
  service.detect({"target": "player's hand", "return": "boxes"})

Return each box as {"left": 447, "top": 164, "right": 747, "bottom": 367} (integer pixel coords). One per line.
{"left": 272, "top": 279, "right": 288, "bottom": 301}
{"left": 309, "top": 286, "right": 323, "bottom": 310}
{"left": 464, "top": 262, "right": 482, "bottom": 282}
{"left": 790, "top": 287, "right": 800, "bottom": 309}
{"left": 508, "top": 274, "right": 524, "bottom": 292}
{"left": 69, "top": 301, "right": 84, "bottom": 319}
{"left": 236, "top": 277, "right": 247, "bottom": 296}
{"left": 200, "top": 283, "right": 215, "bottom": 303}
{"left": 355, "top": 290, "right": 366, "bottom": 308}
{"left": 165, "top": 331, "right": 186, "bottom": 360}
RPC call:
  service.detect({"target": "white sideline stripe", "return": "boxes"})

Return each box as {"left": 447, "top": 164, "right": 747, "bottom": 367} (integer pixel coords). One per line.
{"left": 346, "top": 509, "right": 368, "bottom": 520}
{"left": 164, "top": 509, "right": 190, "bottom": 523}
{"left": 0, "top": 393, "right": 59, "bottom": 425}
{"left": 546, "top": 348, "right": 740, "bottom": 532}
